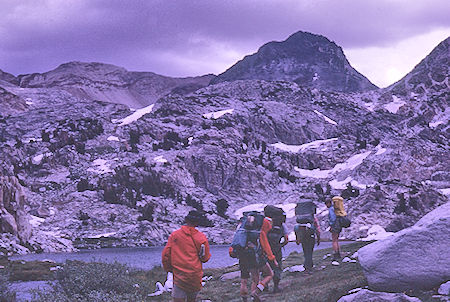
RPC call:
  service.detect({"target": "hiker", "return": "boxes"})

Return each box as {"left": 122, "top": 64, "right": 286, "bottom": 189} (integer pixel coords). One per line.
{"left": 326, "top": 196, "right": 344, "bottom": 260}
{"left": 264, "top": 205, "right": 289, "bottom": 293}
{"left": 229, "top": 211, "right": 278, "bottom": 302}
{"left": 162, "top": 210, "right": 211, "bottom": 302}
{"left": 294, "top": 200, "right": 321, "bottom": 273}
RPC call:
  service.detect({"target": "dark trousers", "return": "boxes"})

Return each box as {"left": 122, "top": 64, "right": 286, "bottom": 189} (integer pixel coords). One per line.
{"left": 301, "top": 235, "right": 315, "bottom": 270}
{"left": 269, "top": 248, "right": 283, "bottom": 283}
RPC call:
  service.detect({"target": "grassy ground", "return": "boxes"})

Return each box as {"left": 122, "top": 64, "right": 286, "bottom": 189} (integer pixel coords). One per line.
{"left": 2, "top": 242, "right": 441, "bottom": 302}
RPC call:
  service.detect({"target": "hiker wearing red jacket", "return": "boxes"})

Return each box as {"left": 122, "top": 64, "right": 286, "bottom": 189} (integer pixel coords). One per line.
{"left": 162, "top": 210, "right": 211, "bottom": 302}
{"left": 230, "top": 214, "right": 277, "bottom": 302}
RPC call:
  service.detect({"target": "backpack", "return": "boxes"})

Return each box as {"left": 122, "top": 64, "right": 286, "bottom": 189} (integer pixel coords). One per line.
{"left": 264, "top": 205, "right": 286, "bottom": 249}
{"left": 338, "top": 216, "right": 351, "bottom": 228}
{"left": 295, "top": 200, "right": 316, "bottom": 224}
{"left": 230, "top": 211, "right": 264, "bottom": 257}
{"left": 264, "top": 205, "right": 286, "bottom": 227}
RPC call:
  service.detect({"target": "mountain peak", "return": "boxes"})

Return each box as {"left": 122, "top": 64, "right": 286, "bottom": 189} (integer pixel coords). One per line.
{"left": 211, "top": 30, "right": 377, "bottom": 93}
{"left": 388, "top": 36, "right": 449, "bottom": 96}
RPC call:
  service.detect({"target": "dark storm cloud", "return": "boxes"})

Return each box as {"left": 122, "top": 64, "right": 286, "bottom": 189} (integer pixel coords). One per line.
{"left": 0, "top": 0, "right": 449, "bottom": 77}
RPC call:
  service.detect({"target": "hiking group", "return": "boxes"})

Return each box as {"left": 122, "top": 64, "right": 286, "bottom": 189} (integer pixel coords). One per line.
{"left": 161, "top": 195, "right": 350, "bottom": 302}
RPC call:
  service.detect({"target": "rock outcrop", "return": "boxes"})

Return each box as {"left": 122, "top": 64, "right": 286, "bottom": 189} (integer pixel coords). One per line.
{"left": 0, "top": 176, "right": 32, "bottom": 242}
{"left": 211, "top": 31, "right": 377, "bottom": 93}
{"left": 358, "top": 202, "right": 450, "bottom": 291}
{"left": 337, "top": 289, "right": 421, "bottom": 302}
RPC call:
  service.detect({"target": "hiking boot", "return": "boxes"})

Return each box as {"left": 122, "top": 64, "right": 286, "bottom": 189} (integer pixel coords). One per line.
{"left": 251, "top": 287, "right": 263, "bottom": 302}
{"left": 333, "top": 252, "right": 341, "bottom": 260}
{"left": 241, "top": 296, "right": 248, "bottom": 302}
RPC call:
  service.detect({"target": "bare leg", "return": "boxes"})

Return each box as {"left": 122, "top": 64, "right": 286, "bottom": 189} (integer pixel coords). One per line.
{"left": 259, "top": 263, "right": 274, "bottom": 288}
{"left": 240, "top": 278, "right": 249, "bottom": 300}
{"left": 250, "top": 268, "right": 259, "bottom": 293}
{"left": 332, "top": 232, "right": 341, "bottom": 259}
{"left": 173, "top": 298, "right": 185, "bottom": 302}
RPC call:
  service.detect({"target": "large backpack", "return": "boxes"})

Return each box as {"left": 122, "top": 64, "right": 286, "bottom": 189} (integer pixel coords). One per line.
{"left": 230, "top": 211, "right": 264, "bottom": 257}
{"left": 264, "top": 205, "right": 286, "bottom": 227}
{"left": 295, "top": 200, "right": 316, "bottom": 224}
{"left": 264, "top": 205, "right": 286, "bottom": 249}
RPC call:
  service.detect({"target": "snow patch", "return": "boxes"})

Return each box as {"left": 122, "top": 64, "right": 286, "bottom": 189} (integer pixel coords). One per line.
{"left": 271, "top": 138, "right": 338, "bottom": 153}
{"left": 29, "top": 215, "right": 45, "bottom": 227}
{"left": 32, "top": 152, "right": 52, "bottom": 165}
{"left": 439, "top": 188, "right": 450, "bottom": 196}
{"left": 429, "top": 120, "right": 445, "bottom": 128}
{"left": 154, "top": 155, "right": 168, "bottom": 163}
{"left": 312, "top": 73, "right": 319, "bottom": 82}
{"left": 23, "top": 137, "right": 42, "bottom": 144}
{"left": 87, "top": 159, "right": 113, "bottom": 174}
{"left": 107, "top": 135, "right": 120, "bottom": 142}
{"left": 88, "top": 232, "right": 117, "bottom": 239}
{"left": 384, "top": 95, "right": 406, "bottom": 114}
{"left": 314, "top": 110, "right": 338, "bottom": 125}
{"left": 364, "top": 102, "right": 375, "bottom": 112}
{"left": 203, "top": 108, "right": 234, "bottom": 119}
{"left": 375, "top": 145, "right": 387, "bottom": 155}
{"left": 295, "top": 150, "right": 372, "bottom": 180}
{"left": 115, "top": 104, "right": 154, "bottom": 126}
{"left": 330, "top": 176, "right": 372, "bottom": 190}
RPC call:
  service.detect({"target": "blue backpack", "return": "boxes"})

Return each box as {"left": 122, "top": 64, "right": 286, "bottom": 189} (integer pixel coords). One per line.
{"left": 230, "top": 211, "right": 264, "bottom": 258}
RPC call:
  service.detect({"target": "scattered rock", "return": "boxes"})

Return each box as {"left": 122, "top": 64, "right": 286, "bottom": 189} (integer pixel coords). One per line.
{"left": 439, "top": 281, "right": 450, "bottom": 296}
{"left": 283, "top": 265, "right": 305, "bottom": 272}
{"left": 331, "top": 261, "right": 340, "bottom": 266}
{"left": 220, "top": 271, "right": 240, "bottom": 281}
{"left": 337, "top": 289, "right": 421, "bottom": 302}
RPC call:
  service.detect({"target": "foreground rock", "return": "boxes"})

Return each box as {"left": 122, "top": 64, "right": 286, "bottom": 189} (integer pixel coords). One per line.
{"left": 358, "top": 202, "right": 450, "bottom": 291}
{"left": 337, "top": 289, "right": 421, "bottom": 302}
{"left": 0, "top": 176, "right": 32, "bottom": 242}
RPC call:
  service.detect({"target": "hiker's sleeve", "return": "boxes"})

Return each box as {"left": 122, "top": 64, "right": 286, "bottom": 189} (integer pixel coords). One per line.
{"left": 314, "top": 216, "right": 321, "bottom": 234}
{"left": 162, "top": 235, "right": 173, "bottom": 272}
{"left": 260, "top": 219, "right": 275, "bottom": 261}
{"left": 201, "top": 236, "right": 211, "bottom": 263}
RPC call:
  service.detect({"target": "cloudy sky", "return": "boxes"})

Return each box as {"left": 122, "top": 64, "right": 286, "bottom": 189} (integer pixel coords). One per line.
{"left": 0, "top": 0, "right": 449, "bottom": 88}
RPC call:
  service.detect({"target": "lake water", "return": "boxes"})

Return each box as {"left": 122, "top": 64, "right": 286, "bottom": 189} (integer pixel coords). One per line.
{"left": 10, "top": 241, "right": 352, "bottom": 270}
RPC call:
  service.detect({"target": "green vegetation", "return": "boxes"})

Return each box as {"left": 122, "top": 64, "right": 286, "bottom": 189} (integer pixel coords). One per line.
{"left": 2, "top": 242, "right": 440, "bottom": 301}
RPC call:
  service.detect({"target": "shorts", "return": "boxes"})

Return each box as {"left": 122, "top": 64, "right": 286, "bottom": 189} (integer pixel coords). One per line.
{"left": 172, "top": 284, "right": 199, "bottom": 300}
{"left": 239, "top": 247, "right": 267, "bottom": 279}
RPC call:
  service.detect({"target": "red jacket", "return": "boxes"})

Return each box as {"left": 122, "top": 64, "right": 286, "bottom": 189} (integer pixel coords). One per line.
{"left": 162, "top": 225, "right": 211, "bottom": 292}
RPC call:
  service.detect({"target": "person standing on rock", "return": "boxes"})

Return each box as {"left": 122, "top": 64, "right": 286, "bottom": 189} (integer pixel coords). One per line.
{"left": 162, "top": 210, "right": 211, "bottom": 302}
{"left": 326, "top": 197, "right": 344, "bottom": 261}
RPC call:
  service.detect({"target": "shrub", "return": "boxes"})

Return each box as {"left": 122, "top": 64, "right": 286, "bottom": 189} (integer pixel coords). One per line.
{"left": 0, "top": 271, "right": 15, "bottom": 302}
{"left": 215, "top": 199, "right": 229, "bottom": 218}
{"left": 76, "top": 179, "right": 90, "bottom": 192}
{"left": 31, "top": 261, "right": 151, "bottom": 302}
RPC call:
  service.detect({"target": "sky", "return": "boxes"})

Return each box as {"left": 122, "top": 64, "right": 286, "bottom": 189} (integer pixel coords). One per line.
{"left": 0, "top": 0, "right": 449, "bottom": 88}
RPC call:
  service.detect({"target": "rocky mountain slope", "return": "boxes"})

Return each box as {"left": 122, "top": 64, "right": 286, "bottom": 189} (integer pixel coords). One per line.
{"left": 211, "top": 31, "right": 378, "bottom": 93}
{"left": 0, "top": 33, "right": 448, "bottom": 254}
{"left": 16, "top": 62, "right": 215, "bottom": 108}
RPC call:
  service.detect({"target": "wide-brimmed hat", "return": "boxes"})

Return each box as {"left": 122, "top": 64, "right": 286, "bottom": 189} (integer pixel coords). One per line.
{"left": 185, "top": 210, "right": 204, "bottom": 224}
